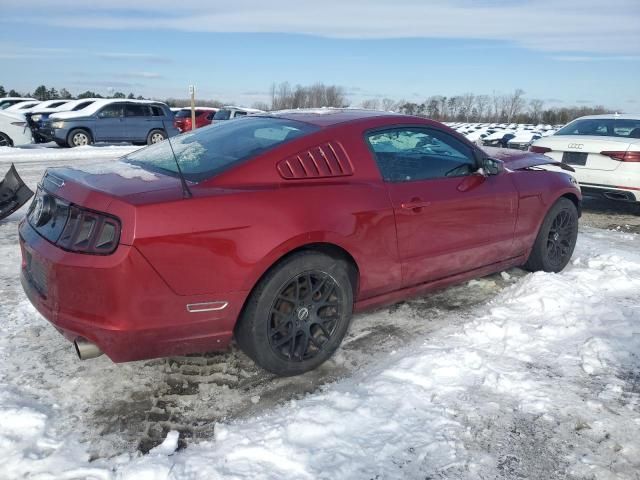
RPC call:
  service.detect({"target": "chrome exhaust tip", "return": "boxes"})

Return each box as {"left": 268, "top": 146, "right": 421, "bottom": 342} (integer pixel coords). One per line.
{"left": 74, "top": 337, "right": 103, "bottom": 360}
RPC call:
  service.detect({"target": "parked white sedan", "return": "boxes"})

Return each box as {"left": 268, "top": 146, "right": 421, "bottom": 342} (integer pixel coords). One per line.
{"left": 531, "top": 114, "right": 640, "bottom": 202}
{"left": 0, "top": 111, "right": 34, "bottom": 147}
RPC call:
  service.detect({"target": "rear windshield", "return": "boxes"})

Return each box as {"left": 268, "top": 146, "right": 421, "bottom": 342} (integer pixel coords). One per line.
{"left": 123, "top": 117, "right": 319, "bottom": 182}
{"left": 556, "top": 118, "right": 640, "bottom": 138}
{"left": 213, "top": 109, "right": 231, "bottom": 120}
{"left": 175, "top": 109, "right": 210, "bottom": 117}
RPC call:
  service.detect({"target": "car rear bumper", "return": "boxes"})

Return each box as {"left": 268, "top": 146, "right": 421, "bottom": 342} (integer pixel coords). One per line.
{"left": 580, "top": 183, "right": 640, "bottom": 202}
{"left": 37, "top": 126, "right": 68, "bottom": 143}
{"left": 19, "top": 220, "right": 243, "bottom": 362}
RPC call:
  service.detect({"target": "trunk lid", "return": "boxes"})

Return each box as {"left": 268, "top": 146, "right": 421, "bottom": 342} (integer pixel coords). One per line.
{"left": 531, "top": 135, "right": 638, "bottom": 171}
{"left": 37, "top": 162, "right": 186, "bottom": 246}
{"left": 45, "top": 161, "right": 184, "bottom": 203}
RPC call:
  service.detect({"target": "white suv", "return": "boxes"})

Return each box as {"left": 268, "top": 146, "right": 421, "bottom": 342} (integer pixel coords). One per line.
{"left": 531, "top": 114, "right": 640, "bottom": 202}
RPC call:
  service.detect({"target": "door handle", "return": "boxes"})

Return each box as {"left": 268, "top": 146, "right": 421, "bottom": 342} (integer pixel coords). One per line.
{"left": 401, "top": 199, "right": 431, "bottom": 211}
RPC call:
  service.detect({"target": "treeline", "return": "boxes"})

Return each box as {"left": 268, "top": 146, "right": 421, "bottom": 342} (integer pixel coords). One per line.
{"left": 268, "top": 82, "right": 348, "bottom": 110}
{"left": 361, "top": 89, "right": 613, "bottom": 125}
{"left": 0, "top": 84, "right": 146, "bottom": 101}
{"left": 1, "top": 83, "right": 615, "bottom": 125}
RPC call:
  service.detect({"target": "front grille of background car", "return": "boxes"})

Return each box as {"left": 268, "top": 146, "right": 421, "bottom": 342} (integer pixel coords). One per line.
{"left": 277, "top": 141, "right": 354, "bottom": 179}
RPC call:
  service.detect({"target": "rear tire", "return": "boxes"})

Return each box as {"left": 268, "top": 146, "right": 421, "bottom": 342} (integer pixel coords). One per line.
{"left": 147, "top": 129, "right": 167, "bottom": 145}
{"left": 235, "top": 251, "right": 354, "bottom": 376}
{"left": 524, "top": 197, "right": 578, "bottom": 273}
{"left": 0, "top": 132, "right": 13, "bottom": 147}
{"left": 67, "top": 129, "right": 92, "bottom": 147}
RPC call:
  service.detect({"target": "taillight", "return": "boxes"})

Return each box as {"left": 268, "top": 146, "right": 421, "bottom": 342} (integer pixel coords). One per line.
{"left": 529, "top": 146, "right": 552, "bottom": 154}
{"left": 27, "top": 188, "right": 121, "bottom": 255}
{"left": 600, "top": 151, "right": 640, "bottom": 162}
{"left": 56, "top": 205, "right": 120, "bottom": 254}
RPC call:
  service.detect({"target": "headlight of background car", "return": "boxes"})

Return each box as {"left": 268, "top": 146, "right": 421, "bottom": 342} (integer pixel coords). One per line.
{"left": 31, "top": 114, "right": 42, "bottom": 122}
{"left": 51, "top": 121, "right": 65, "bottom": 129}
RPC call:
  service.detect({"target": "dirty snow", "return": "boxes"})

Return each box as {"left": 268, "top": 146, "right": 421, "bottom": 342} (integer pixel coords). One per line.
{"left": 0, "top": 146, "right": 639, "bottom": 479}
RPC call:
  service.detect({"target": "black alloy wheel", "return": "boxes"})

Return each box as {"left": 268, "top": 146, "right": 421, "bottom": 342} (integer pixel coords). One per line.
{"left": 524, "top": 197, "right": 579, "bottom": 273}
{"left": 546, "top": 209, "right": 576, "bottom": 269}
{"left": 268, "top": 271, "right": 343, "bottom": 362}
{"left": 235, "top": 251, "right": 354, "bottom": 376}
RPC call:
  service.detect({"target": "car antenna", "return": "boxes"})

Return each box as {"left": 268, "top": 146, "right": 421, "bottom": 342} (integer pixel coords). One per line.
{"left": 162, "top": 120, "right": 192, "bottom": 199}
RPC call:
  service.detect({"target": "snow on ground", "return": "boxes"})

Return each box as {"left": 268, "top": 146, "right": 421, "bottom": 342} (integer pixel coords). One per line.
{"left": 0, "top": 146, "right": 639, "bottom": 479}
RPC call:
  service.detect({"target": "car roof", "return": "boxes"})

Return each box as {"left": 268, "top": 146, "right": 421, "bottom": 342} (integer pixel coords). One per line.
{"left": 0, "top": 97, "right": 36, "bottom": 101}
{"left": 573, "top": 114, "right": 640, "bottom": 121}
{"left": 263, "top": 108, "right": 408, "bottom": 127}
{"left": 177, "top": 106, "right": 218, "bottom": 111}
{"left": 51, "top": 98, "right": 169, "bottom": 119}
{"left": 221, "top": 105, "right": 264, "bottom": 113}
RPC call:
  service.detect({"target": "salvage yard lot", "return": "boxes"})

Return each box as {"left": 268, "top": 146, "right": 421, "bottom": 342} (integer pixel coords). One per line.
{"left": 0, "top": 145, "right": 639, "bottom": 479}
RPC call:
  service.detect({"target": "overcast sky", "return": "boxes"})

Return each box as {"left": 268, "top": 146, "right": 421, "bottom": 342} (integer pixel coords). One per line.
{"left": 1, "top": 0, "right": 638, "bottom": 110}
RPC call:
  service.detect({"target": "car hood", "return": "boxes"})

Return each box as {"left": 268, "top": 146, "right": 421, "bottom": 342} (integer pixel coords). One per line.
{"left": 28, "top": 107, "right": 66, "bottom": 115}
{"left": 481, "top": 146, "right": 574, "bottom": 172}
{"left": 49, "top": 111, "right": 93, "bottom": 120}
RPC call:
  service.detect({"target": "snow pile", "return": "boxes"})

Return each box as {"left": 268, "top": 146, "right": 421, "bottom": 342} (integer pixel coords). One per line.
{"left": 0, "top": 228, "right": 637, "bottom": 479}
{"left": 0, "top": 145, "right": 138, "bottom": 163}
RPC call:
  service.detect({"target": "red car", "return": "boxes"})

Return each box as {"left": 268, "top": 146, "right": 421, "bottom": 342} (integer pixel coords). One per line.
{"left": 19, "top": 110, "right": 581, "bottom": 376}
{"left": 173, "top": 108, "right": 218, "bottom": 132}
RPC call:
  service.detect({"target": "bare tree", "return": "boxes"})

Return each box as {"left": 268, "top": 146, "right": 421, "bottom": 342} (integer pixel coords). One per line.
{"left": 447, "top": 96, "right": 461, "bottom": 121}
{"left": 475, "top": 95, "right": 490, "bottom": 122}
{"left": 381, "top": 98, "right": 397, "bottom": 112}
{"left": 460, "top": 93, "right": 475, "bottom": 122}
{"left": 529, "top": 99, "right": 544, "bottom": 123}
{"left": 426, "top": 97, "right": 440, "bottom": 119}
{"left": 270, "top": 82, "right": 347, "bottom": 110}
{"left": 491, "top": 91, "right": 503, "bottom": 122}
{"left": 504, "top": 89, "right": 526, "bottom": 123}
{"left": 361, "top": 98, "right": 380, "bottom": 110}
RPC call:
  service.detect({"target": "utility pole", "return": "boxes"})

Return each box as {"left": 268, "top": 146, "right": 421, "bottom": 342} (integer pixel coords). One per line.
{"left": 189, "top": 84, "right": 196, "bottom": 131}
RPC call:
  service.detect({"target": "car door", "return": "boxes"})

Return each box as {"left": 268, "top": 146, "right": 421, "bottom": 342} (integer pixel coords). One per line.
{"left": 124, "top": 103, "right": 151, "bottom": 142}
{"left": 365, "top": 126, "right": 519, "bottom": 287}
{"left": 94, "top": 103, "right": 124, "bottom": 141}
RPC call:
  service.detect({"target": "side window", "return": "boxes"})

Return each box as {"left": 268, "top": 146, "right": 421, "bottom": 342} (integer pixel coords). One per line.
{"left": 125, "top": 104, "right": 150, "bottom": 117}
{"left": 366, "top": 127, "right": 476, "bottom": 182}
{"left": 72, "top": 101, "right": 93, "bottom": 111}
{"left": 150, "top": 106, "right": 164, "bottom": 117}
{"left": 234, "top": 111, "right": 247, "bottom": 117}
{"left": 97, "top": 104, "right": 123, "bottom": 119}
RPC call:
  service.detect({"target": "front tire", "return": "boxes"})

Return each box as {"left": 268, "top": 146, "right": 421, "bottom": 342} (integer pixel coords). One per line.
{"left": 524, "top": 197, "right": 578, "bottom": 273}
{"left": 0, "top": 132, "right": 13, "bottom": 147}
{"left": 147, "top": 129, "right": 167, "bottom": 145}
{"left": 67, "top": 129, "right": 92, "bottom": 147}
{"left": 235, "top": 251, "right": 354, "bottom": 376}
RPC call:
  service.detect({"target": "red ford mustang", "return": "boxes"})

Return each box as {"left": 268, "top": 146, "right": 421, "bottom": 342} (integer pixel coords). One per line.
{"left": 19, "top": 110, "right": 580, "bottom": 376}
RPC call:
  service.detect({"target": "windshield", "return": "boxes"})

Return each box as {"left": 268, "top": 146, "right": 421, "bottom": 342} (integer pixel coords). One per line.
{"left": 123, "top": 117, "right": 319, "bottom": 182}
{"left": 213, "top": 109, "right": 231, "bottom": 120}
{"left": 175, "top": 110, "right": 192, "bottom": 118}
{"left": 556, "top": 118, "right": 640, "bottom": 138}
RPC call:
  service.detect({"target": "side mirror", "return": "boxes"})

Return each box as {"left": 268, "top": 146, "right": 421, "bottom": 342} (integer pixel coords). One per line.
{"left": 482, "top": 157, "right": 504, "bottom": 176}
